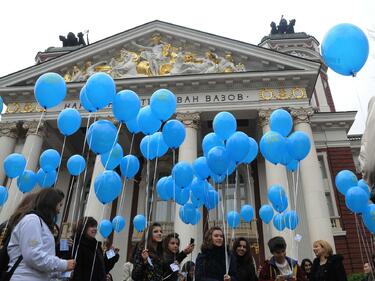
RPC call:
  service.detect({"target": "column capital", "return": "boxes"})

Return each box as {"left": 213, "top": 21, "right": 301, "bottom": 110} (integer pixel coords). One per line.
{"left": 258, "top": 108, "right": 274, "bottom": 127}
{"left": 23, "top": 120, "right": 46, "bottom": 137}
{"left": 290, "top": 107, "right": 314, "bottom": 124}
{"left": 176, "top": 112, "right": 200, "bottom": 130}
{"left": 0, "top": 122, "right": 19, "bottom": 138}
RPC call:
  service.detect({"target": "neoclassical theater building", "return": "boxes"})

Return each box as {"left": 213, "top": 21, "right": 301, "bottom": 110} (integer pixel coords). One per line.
{"left": 0, "top": 21, "right": 364, "bottom": 278}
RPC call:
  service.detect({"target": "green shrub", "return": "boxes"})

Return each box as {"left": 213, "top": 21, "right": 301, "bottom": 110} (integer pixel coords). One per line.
{"left": 348, "top": 273, "right": 365, "bottom": 281}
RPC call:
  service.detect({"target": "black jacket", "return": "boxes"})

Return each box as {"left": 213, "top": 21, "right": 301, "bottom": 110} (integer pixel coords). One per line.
{"left": 234, "top": 255, "right": 258, "bottom": 281}
{"left": 132, "top": 244, "right": 163, "bottom": 281}
{"left": 310, "top": 255, "right": 347, "bottom": 281}
{"left": 71, "top": 236, "right": 107, "bottom": 281}
{"left": 162, "top": 251, "right": 188, "bottom": 281}
{"left": 195, "top": 246, "right": 237, "bottom": 281}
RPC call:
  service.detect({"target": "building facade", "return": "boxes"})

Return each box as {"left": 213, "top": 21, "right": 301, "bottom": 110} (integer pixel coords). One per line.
{"left": 0, "top": 21, "right": 365, "bottom": 279}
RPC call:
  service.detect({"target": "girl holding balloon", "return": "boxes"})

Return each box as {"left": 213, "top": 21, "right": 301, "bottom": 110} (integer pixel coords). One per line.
{"left": 232, "top": 237, "right": 258, "bottom": 281}
{"left": 132, "top": 222, "right": 164, "bottom": 281}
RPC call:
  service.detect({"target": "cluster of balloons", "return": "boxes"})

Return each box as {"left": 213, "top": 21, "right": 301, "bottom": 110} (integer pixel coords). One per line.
{"left": 226, "top": 204, "right": 255, "bottom": 229}
{"left": 99, "top": 215, "right": 126, "bottom": 238}
{"left": 321, "top": 23, "right": 369, "bottom": 76}
{"left": 260, "top": 109, "right": 311, "bottom": 172}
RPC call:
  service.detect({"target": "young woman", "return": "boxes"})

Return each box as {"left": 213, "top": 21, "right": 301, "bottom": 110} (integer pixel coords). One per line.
{"left": 300, "top": 259, "right": 313, "bottom": 281}
{"left": 232, "top": 237, "right": 258, "bottom": 281}
{"left": 195, "top": 226, "right": 236, "bottom": 281}
{"left": 6, "top": 189, "right": 75, "bottom": 281}
{"left": 132, "top": 222, "right": 164, "bottom": 281}
{"left": 181, "top": 261, "right": 195, "bottom": 281}
{"left": 310, "top": 240, "right": 347, "bottom": 281}
{"left": 162, "top": 233, "right": 194, "bottom": 281}
{"left": 71, "top": 216, "right": 116, "bottom": 281}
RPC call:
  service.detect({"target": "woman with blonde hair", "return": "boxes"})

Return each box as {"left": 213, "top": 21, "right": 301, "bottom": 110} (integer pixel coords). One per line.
{"left": 310, "top": 240, "right": 347, "bottom": 281}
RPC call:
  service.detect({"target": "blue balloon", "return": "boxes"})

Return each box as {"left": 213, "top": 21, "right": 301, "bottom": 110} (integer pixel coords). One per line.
{"left": 205, "top": 189, "right": 220, "bottom": 210}
{"left": 190, "top": 209, "right": 202, "bottom": 225}
{"left": 242, "top": 137, "right": 258, "bottom": 164}
{"left": 226, "top": 161, "right": 236, "bottom": 176}
{"left": 80, "top": 86, "right": 97, "bottom": 113}
{"left": 273, "top": 213, "right": 286, "bottom": 231}
{"left": 151, "top": 132, "right": 169, "bottom": 158}
{"left": 99, "top": 219, "right": 113, "bottom": 238}
{"left": 162, "top": 120, "right": 186, "bottom": 149}
{"left": 67, "top": 155, "right": 86, "bottom": 176}
{"left": 322, "top": 23, "right": 369, "bottom": 76}
{"left": 259, "top": 204, "right": 274, "bottom": 224}
{"left": 40, "top": 149, "right": 61, "bottom": 172}
{"left": 133, "top": 214, "right": 147, "bottom": 232}
{"left": 137, "top": 106, "right": 161, "bottom": 135}
{"left": 193, "top": 157, "right": 210, "bottom": 180}
{"left": 213, "top": 112, "right": 237, "bottom": 141}
{"left": 17, "top": 170, "right": 37, "bottom": 193}
{"left": 162, "top": 176, "right": 175, "bottom": 200}
{"left": 240, "top": 204, "right": 254, "bottom": 222}
{"left": 173, "top": 186, "right": 190, "bottom": 206}
{"left": 87, "top": 120, "right": 118, "bottom": 154}
{"left": 191, "top": 194, "right": 205, "bottom": 208}
{"left": 227, "top": 211, "right": 241, "bottom": 229}
{"left": 0, "top": 96, "right": 3, "bottom": 114}
{"left": 112, "top": 215, "right": 126, "bottom": 233}
{"left": 34, "top": 73, "right": 66, "bottom": 109}
{"left": 260, "top": 131, "right": 286, "bottom": 164}
{"left": 286, "top": 159, "right": 299, "bottom": 172}
{"left": 202, "top": 133, "right": 225, "bottom": 156}
{"left": 37, "top": 169, "right": 57, "bottom": 188}
{"left": 226, "top": 131, "right": 250, "bottom": 163}
{"left": 0, "top": 186, "right": 8, "bottom": 206}
{"left": 86, "top": 72, "right": 116, "bottom": 110}
{"left": 210, "top": 173, "right": 226, "bottom": 184}
{"left": 268, "top": 185, "right": 287, "bottom": 211}
{"left": 94, "top": 170, "right": 122, "bottom": 204}
{"left": 363, "top": 204, "right": 375, "bottom": 233}
{"left": 4, "top": 153, "right": 26, "bottom": 178}
{"left": 101, "top": 143, "right": 123, "bottom": 170}
{"left": 179, "top": 205, "right": 190, "bottom": 224}
{"left": 207, "top": 146, "right": 229, "bottom": 176}
{"left": 126, "top": 118, "right": 141, "bottom": 134}
{"left": 156, "top": 177, "right": 169, "bottom": 201}
{"left": 358, "top": 179, "right": 370, "bottom": 197}
{"left": 181, "top": 203, "right": 196, "bottom": 224}
{"left": 335, "top": 170, "right": 358, "bottom": 195}
{"left": 172, "top": 162, "right": 194, "bottom": 188}
{"left": 284, "top": 210, "right": 299, "bottom": 230}
{"left": 287, "top": 131, "right": 311, "bottom": 161}
{"left": 120, "top": 155, "right": 140, "bottom": 179}
{"left": 270, "top": 109, "right": 293, "bottom": 137}
{"left": 191, "top": 178, "right": 208, "bottom": 200}
{"left": 57, "top": 108, "right": 81, "bottom": 136}
{"left": 112, "top": 90, "right": 141, "bottom": 123}
{"left": 150, "top": 89, "right": 177, "bottom": 121}
{"left": 140, "top": 135, "right": 156, "bottom": 160}
{"left": 345, "top": 186, "right": 369, "bottom": 213}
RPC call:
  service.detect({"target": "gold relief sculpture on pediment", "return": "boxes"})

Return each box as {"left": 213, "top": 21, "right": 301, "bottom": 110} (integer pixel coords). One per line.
{"left": 5, "top": 102, "right": 44, "bottom": 114}
{"left": 259, "top": 88, "right": 307, "bottom": 101}
{"left": 62, "top": 34, "right": 246, "bottom": 81}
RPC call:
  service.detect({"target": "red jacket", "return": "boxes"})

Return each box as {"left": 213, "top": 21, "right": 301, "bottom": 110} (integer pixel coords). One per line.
{"left": 258, "top": 257, "right": 306, "bottom": 281}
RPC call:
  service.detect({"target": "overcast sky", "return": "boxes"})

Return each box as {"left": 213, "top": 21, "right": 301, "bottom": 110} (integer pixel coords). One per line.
{"left": 0, "top": 0, "right": 374, "bottom": 133}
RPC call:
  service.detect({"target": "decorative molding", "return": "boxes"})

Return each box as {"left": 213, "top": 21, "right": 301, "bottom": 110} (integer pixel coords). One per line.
{"left": 290, "top": 107, "right": 314, "bottom": 124}
{"left": 176, "top": 112, "right": 200, "bottom": 130}
{"left": 0, "top": 122, "right": 19, "bottom": 138}
{"left": 23, "top": 120, "right": 46, "bottom": 137}
{"left": 259, "top": 87, "right": 307, "bottom": 101}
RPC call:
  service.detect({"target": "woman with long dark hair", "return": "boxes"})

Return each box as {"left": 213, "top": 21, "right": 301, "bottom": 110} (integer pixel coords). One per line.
{"left": 232, "top": 237, "right": 257, "bottom": 281}
{"left": 300, "top": 259, "right": 313, "bottom": 281}
{"left": 71, "top": 216, "right": 116, "bottom": 281}
{"left": 162, "top": 233, "right": 194, "bottom": 281}
{"left": 310, "top": 240, "right": 347, "bottom": 281}
{"left": 132, "top": 222, "right": 164, "bottom": 281}
{"left": 6, "top": 189, "right": 75, "bottom": 281}
{"left": 195, "top": 226, "right": 236, "bottom": 281}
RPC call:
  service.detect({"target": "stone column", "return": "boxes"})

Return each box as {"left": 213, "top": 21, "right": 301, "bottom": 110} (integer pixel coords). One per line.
{"left": 0, "top": 121, "right": 45, "bottom": 222}
{"left": 0, "top": 122, "right": 18, "bottom": 185}
{"left": 290, "top": 107, "right": 335, "bottom": 252}
{"left": 84, "top": 156, "right": 112, "bottom": 221}
{"left": 175, "top": 112, "right": 201, "bottom": 258}
{"left": 258, "top": 109, "right": 295, "bottom": 257}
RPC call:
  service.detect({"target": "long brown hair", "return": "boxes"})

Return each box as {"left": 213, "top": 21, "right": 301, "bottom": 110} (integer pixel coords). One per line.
{"left": 75, "top": 216, "right": 98, "bottom": 238}
{"left": 8, "top": 193, "right": 39, "bottom": 228}
{"left": 140, "top": 222, "right": 163, "bottom": 258}
{"left": 162, "top": 233, "right": 180, "bottom": 257}
{"left": 201, "top": 226, "right": 224, "bottom": 251}
{"left": 233, "top": 237, "right": 253, "bottom": 264}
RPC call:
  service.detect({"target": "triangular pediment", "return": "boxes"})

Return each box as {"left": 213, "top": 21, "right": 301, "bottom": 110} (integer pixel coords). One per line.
{"left": 0, "top": 20, "right": 320, "bottom": 87}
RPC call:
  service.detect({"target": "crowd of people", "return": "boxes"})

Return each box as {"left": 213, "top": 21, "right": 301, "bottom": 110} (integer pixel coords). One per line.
{"left": 0, "top": 188, "right": 374, "bottom": 281}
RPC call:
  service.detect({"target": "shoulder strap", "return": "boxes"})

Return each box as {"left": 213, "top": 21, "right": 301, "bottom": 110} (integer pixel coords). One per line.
{"left": 5, "top": 256, "right": 23, "bottom": 279}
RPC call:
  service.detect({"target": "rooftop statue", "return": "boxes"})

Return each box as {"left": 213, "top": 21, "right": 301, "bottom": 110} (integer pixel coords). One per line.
{"left": 59, "top": 32, "right": 86, "bottom": 47}
{"left": 270, "top": 16, "right": 296, "bottom": 35}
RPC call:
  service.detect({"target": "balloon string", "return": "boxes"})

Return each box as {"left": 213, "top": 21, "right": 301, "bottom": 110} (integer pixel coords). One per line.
{"left": 148, "top": 157, "right": 159, "bottom": 226}
{"left": 356, "top": 214, "right": 375, "bottom": 281}
{"left": 0, "top": 178, "right": 13, "bottom": 217}
{"left": 54, "top": 136, "right": 66, "bottom": 187}
{"left": 81, "top": 113, "right": 92, "bottom": 156}
{"left": 144, "top": 139, "right": 151, "bottom": 250}
{"left": 355, "top": 214, "right": 365, "bottom": 267}
{"left": 60, "top": 177, "right": 75, "bottom": 229}
{"left": 25, "top": 110, "right": 46, "bottom": 168}
{"left": 102, "top": 123, "right": 122, "bottom": 170}
{"left": 218, "top": 185, "right": 229, "bottom": 274}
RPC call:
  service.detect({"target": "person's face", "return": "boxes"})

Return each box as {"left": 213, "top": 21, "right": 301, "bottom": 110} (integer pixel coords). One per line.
{"left": 303, "top": 262, "right": 312, "bottom": 273}
{"left": 273, "top": 249, "right": 286, "bottom": 263}
{"left": 212, "top": 230, "right": 224, "bottom": 247}
{"left": 236, "top": 240, "right": 247, "bottom": 257}
{"left": 56, "top": 200, "right": 63, "bottom": 214}
{"left": 313, "top": 243, "right": 326, "bottom": 257}
{"left": 168, "top": 237, "right": 180, "bottom": 254}
{"left": 152, "top": 226, "right": 163, "bottom": 243}
{"left": 86, "top": 225, "right": 97, "bottom": 238}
